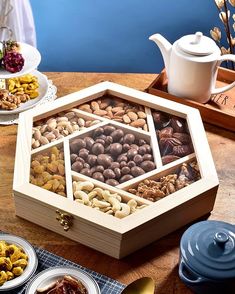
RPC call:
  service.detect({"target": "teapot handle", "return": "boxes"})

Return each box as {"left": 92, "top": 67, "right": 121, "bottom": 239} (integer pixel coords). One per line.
{"left": 211, "top": 54, "right": 235, "bottom": 95}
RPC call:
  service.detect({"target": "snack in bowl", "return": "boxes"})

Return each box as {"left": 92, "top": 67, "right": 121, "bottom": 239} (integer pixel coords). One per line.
{"left": 0, "top": 89, "right": 30, "bottom": 110}
{"left": 25, "top": 267, "right": 100, "bottom": 294}
{"left": 0, "top": 234, "right": 37, "bottom": 292}
{"left": 36, "top": 275, "right": 88, "bottom": 294}
{"left": 0, "top": 240, "right": 28, "bottom": 286}
{"left": 8, "top": 74, "right": 39, "bottom": 99}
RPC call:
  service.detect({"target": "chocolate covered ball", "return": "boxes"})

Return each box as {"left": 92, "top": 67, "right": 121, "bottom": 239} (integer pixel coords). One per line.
{"left": 131, "top": 166, "right": 145, "bottom": 177}
{"left": 140, "top": 161, "right": 156, "bottom": 172}
{"left": 105, "top": 179, "right": 119, "bottom": 186}
{"left": 70, "top": 153, "right": 77, "bottom": 163}
{"left": 87, "top": 154, "right": 97, "bottom": 166}
{"left": 80, "top": 168, "right": 92, "bottom": 177}
{"left": 127, "top": 148, "right": 138, "bottom": 160}
{"left": 123, "top": 133, "right": 135, "bottom": 144}
{"left": 71, "top": 161, "right": 83, "bottom": 173}
{"left": 70, "top": 138, "right": 86, "bottom": 153}
{"left": 104, "top": 125, "right": 116, "bottom": 135}
{"left": 92, "top": 172, "right": 104, "bottom": 182}
{"left": 93, "top": 127, "right": 104, "bottom": 137}
{"left": 110, "top": 129, "right": 124, "bottom": 142}
{"left": 92, "top": 143, "right": 105, "bottom": 155}
{"left": 84, "top": 137, "right": 94, "bottom": 150}
{"left": 103, "top": 169, "right": 116, "bottom": 179}
{"left": 97, "top": 154, "right": 113, "bottom": 168}
{"left": 119, "top": 174, "right": 133, "bottom": 183}
{"left": 79, "top": 148, "right": 89, "bottom": 159}
{"left": 110, "top": 143, "right": 123, "bottom": 157}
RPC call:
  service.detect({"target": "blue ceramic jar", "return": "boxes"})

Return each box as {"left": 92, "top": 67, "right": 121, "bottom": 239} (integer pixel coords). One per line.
{"left": 179, "top": 220, "right": 235, "bottom": 294}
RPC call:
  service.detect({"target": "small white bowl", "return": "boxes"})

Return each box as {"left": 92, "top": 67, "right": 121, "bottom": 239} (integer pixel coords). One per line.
{"left": 25, "top": 267, "right": 101, "bottom": 294}
{"left": 0, "top": 234, "right": 38, "bottom": 292}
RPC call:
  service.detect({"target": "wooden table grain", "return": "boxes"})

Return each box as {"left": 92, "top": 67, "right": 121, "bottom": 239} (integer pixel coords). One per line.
{"left": 0, "top": 72, "right": 234, "bottom": 294}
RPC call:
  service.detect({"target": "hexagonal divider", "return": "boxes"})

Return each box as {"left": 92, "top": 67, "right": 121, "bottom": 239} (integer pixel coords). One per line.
{"left": 145, "top": 106, "right": 163, "bottom": 168}
{"left": 70, "top": 171, "right": 151, "bottom": 219}
{"left": 30, "top": 141, "right": 67, "bottom": 197}
{"left": 118, "top": 153, "right": 199, "bottom": 203}
{"left": 68, "top": 120, "right": 158, "bottom": 187}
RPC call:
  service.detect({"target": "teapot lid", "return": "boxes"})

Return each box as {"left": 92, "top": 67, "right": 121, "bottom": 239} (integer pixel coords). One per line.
{"left": 180, "top": 220, "right": 235, "bottom": 280}
{"left": 177, "top": 32, "right": 218, "bottom": 56}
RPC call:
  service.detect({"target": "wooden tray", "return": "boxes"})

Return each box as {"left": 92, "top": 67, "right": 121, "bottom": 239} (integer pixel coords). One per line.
{"left": 13, "top": 82, "right": 218, "bottom": 258}
{"left": 146, "top": 67, "right": 235, "bottom": 132}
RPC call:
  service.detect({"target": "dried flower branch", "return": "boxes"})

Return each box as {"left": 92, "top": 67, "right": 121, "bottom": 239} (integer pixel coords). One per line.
{"left": 211, "top": 0, "right": 235, "bottom": 69}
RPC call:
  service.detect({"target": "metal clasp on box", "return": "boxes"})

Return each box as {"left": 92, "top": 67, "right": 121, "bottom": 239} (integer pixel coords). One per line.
{"left": 56, "top": 209, "right": 73, "bottom": 231}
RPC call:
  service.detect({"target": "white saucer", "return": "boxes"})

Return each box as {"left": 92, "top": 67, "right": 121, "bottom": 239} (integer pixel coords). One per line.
{"left": 0, "top": 234, "right": 38, "bottom": 292}
{"left": 0, "top": 42, "right": 41, "bottom": 79}
{"left": 25, "top": 267, "right": 101, "bottom": 294}
{"left": 0, "top": 70, "right": 49, "bottom": 115}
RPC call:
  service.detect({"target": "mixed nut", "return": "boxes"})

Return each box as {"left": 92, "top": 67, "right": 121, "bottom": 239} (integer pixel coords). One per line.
{"left": 70, "top": 124, "right": 156, "bottom": 185}
{"left": 73, "top": 180, "right": 146, "bottom": 218}
{"left": 30, "top": 146, "right": 66, "bottom": 196}
{"left": 78, "top": 96, "right": 148, "bottom": 130}
{"left": 0, "top": 89, "right": 30, "bottom": 110}
{"left": 32, "top": 109, "right": 100, "bottom": 149}
{"left": 128, "top": 161, "right": 200, "bottom": 202}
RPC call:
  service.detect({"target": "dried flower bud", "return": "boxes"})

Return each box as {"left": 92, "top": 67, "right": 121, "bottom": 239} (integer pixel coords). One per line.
{"left": 221, "top": 46, "right": 230, "bottom": 54}
{"left": 210, "top": 27, "right": 221, "bottom": 41}
{"left": 229, "top": 0, "right": 235, "bottom": 7}
{"left": 219, "top": 10, "right": 230, "bottom": 23}
{"left": 215, "top": 0, "right": 225, "bottom": 9}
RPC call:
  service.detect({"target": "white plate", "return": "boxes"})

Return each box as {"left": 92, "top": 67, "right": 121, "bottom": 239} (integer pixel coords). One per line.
{"left": 0, "top": 234, "right": 38, "bottom": 292}
{"left": 0, "top": 42, "right": 41, "bottom": 79}
{"left": 0, "top": 70, "right": 49, "bottom": 115}
{"left": 25, "top": 267, "right": 101, "bottom": 294}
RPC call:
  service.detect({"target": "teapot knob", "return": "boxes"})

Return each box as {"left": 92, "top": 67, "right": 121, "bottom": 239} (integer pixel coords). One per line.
{"left": 214, "top": 231, "right": 229, "bottom": 246}
{"left": 192, "top": 32, "right": 203, "bottom": 44}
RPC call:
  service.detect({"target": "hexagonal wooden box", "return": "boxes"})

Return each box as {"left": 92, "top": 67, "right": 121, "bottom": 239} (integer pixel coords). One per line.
{"left": 13, "top": 82, "right": 219, "bottom": 258}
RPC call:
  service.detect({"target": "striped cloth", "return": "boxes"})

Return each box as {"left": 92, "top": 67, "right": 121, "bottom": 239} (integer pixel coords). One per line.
{"left": 10, "top": 247, "right": 125, "bottom": 293}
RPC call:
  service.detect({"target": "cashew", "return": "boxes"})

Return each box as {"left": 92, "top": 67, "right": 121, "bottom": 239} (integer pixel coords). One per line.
{"left": 115, "top": 203, "right": 131, "bottom": 218}
{"left": 127, "top": 199, "right": 138, "bottom": 213}
{"left": 77, "top": 181, "right": 94, "bottom": 192}
{"left": 92, "top": 198, "right": 111, "bottom": 208}
{"left": 88, "top": 190, "right": 97, "bottom": 200}
{"left": 108, "top": 196, "right": 121, "bottom": 212}
{"left": 102, "top": 190, "right": 111, "bottom": 201}
{"left": 74, "top": 190, "right": 89, "bottom": 204}
{"left": 93, "top": 187, "right": 104, "bottom": 198}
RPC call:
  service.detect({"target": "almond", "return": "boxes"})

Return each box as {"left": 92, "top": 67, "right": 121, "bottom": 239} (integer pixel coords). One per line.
{"left": 130, "top": 119, "right": 146, "bottom": 128}
{"left": 127, "top": 111, "right": 138, "bottom": 121}
{"left": 137, "top": 111, "right": 147, "bottom": 119}
{"left": 94, "top": 109, "right": 108, "bottom": 116}
{"left": 91, "top": 101, "right": 100, "bottom": 111}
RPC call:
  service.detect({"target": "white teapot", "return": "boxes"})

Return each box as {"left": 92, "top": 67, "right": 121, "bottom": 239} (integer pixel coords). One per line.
{"left": 149, "top": 32, "right": 235, "bottom": 103}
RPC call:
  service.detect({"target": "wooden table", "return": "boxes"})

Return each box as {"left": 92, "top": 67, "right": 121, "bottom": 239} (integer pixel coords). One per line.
{"left": 0, "top": 72, "right": 234, "bottom": 293}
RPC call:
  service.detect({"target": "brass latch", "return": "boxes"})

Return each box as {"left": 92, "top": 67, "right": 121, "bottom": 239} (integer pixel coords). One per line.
{"left": 56, "top": 210, "right": 73, "bottom": 231}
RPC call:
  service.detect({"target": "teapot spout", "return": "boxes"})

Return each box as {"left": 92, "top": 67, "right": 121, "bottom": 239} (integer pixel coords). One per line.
{"left": 149, "top": 34, "right": 172, "bottom": 76}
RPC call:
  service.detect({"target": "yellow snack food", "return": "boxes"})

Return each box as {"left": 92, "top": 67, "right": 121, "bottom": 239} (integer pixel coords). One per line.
{"left": 8, "top": 74, "right": 39, "bottom": 99}
{"left": 0, "top": 241, "right": 28, "bottom": 286}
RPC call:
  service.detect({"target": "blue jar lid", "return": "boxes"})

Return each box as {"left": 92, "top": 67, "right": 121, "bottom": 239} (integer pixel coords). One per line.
{"left": 180, "top": 220, "right": 235, "bottom": 280}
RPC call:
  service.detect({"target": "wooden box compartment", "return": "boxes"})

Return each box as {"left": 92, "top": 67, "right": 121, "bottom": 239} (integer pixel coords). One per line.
{"left": 13, "top": 82, "right": 219, "bottom": 258}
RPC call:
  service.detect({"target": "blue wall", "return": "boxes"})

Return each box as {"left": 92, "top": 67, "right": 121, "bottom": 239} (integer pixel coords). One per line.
{"left": 30, "top": 0, "right": 219, "bottom": 73}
